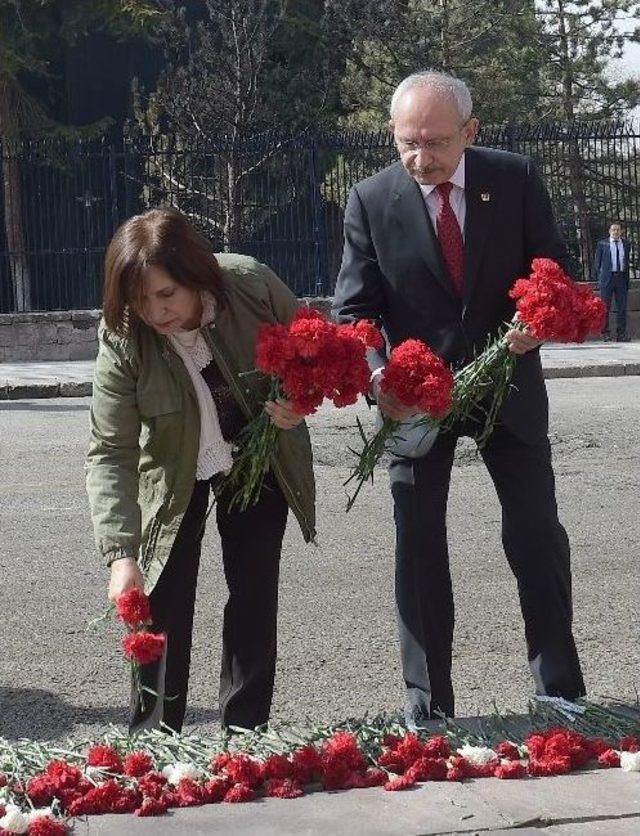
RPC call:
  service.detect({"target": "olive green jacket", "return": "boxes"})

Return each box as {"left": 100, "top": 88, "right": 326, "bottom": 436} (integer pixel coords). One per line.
{"left": 85, "top": 254, "right": 316, "bottom": 593}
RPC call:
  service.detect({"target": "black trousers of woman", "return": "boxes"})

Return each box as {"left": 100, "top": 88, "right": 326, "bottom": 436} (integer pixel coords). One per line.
{"left": 130, "top": 476, "right": 288, "bottom": 733}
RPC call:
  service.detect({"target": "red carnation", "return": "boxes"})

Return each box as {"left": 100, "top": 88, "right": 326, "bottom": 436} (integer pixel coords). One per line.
{"left": 26, "top": 774, "right": 56, "bottom": 805}
{"left": 290, "top": 745, "right": 322, "bottom": 785}
{"left": 45, "top": 761, "right": 82, "bottom": 791}
{"left": 135, "top": 796, "right": 169, "bottom": 817}
{"left": 381, "top": 339, "right": 453, "bottom": 417}
{"left": 124, "top": 751, "right": 154, "bottom": 778}
{"left": 0, "top": 774, "right": 6, "bottom": 787}
{"left": 86, "top": 744, "right": 124, "bottom": 774}
{"left": 423, "top": 735, "right": 451, "bottom": 759}
{"left": 363, "top": 768, "right": 387, "bottom": 787}
{"left": 527, "top": 755, "right": 572, "bottom": 777}
{"left": 509, "top": 258, "right": 606, "bottom": 342}
{"left": 202, "top": 778, "right": 231, "bottom": 803}
{"left": 495, "top": 741, "right": 521, "bottom": 761}
{"left": 224, "top": 782, "right": 255, "bottom": 803}
{"left": 262, "top": 754, "right": 293, "bottom": 780}
{"left": 494, "top": 760, "right": 527, "bottom": 779}
{"left": 321, "top": 732, "right": 367, "bottom": 772}
{"left": 384, "top": 773, "right": 416, "bottom": 791}
{"left": 620, "top": 736, "right": 640, "bottom": 753}
{"left": 598, "top": 749, "right": 621, "bottom": 768}
{"left": 224, "top": 754, "right": 263, "bottom": 788}
{"left": 176, "top": 778, "right": 205, "bottom": 807}
{"left": 26, "top": 817, "right": 68, "bottom": 836}
{"left": 136, "top": 771, "right": 166, "bottom": 799}
{"left": 406, "top": 757, "right": 448, "bottom": 782}
{"left": 321, "top": 757, "right": 351, "bottom": 791}
{"left": 264, "top": 778, "right": 304, "bottom": 799}
{"left": 255, "top": 324, "right": 294, "bottom": 377}
{"left": 343, "top": 771, "right": 369, "bottom": 789}
{"left": 377, "top": 750, "right": 404, "bottom": 774}
{"left": 350, "top": 319, "right": 385, "bottom": 351}
{"left": 210, "top": 752, "right": 232, "bottom": 774}
{"left": 121, "top": 631, "right": 166, "bottom": 665}
{"left": 116, "top": 588, "right": 151, "bottom": 627}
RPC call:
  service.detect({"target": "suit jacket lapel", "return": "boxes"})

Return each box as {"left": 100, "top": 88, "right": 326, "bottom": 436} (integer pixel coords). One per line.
{"left": 391, "top": 167, "right": 457, "bottom": 299}
{"left": 463, "top": 147, "right": 497, "bottom": 306}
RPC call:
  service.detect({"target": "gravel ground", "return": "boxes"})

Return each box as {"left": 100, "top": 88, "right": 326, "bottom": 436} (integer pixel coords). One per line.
{"left": 0, "top": 378, "right": 638, "bottom": 743}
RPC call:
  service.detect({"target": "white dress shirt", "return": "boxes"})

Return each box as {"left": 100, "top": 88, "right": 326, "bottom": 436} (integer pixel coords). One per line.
{"left": 609, "top": 238, "right": 625, "bottom": 272}
{"left": 419, "top": 155, "right": 466, "bottom": 240}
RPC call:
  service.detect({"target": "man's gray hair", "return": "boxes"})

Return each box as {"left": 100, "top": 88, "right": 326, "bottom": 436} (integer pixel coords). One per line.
{"left": 390, "top": 71, "right": 473, "bottom": 121}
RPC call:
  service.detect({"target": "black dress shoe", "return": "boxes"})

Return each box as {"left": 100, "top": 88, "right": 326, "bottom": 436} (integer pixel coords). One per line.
{"left": 616, "top": 335, "right": 631, "bottom": 342}
{"left": 602, "top": 333, "right": 612, "bottom": 342}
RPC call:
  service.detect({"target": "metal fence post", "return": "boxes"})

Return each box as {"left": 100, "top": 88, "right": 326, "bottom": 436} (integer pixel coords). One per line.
{"left": 108, "top": 145, "right": 120, "bottom": 233}
{"left": 309, "top": 136, "right": 329, "bottom": 296}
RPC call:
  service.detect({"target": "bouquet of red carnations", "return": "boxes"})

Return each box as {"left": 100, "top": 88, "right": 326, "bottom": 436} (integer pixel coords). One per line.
{"left": 345, "top": 338, "right": 454, "bottom": 510}
{"left": 441, "top": 258, "right": 607, "bottom": 444}
{"left": 346, "top": 259, "right": 606, "bottom": 508}
{"left": 223, "top": 308, "right": 382, "bottom": 511}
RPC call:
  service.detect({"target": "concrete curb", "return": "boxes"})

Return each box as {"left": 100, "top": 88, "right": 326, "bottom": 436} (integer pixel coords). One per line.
{"left": 0, "top": 380, "right": 93, "bottom": 400}
{"left": 544, "top": 363, "right": 640, "bottom": 379}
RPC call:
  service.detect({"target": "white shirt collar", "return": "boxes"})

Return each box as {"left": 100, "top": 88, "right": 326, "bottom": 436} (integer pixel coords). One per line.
{"left": 610, "top": 237, "right": 621, "bottom": 244}
{"left": 419, "top": 155, "right": 466, "bottom": 197}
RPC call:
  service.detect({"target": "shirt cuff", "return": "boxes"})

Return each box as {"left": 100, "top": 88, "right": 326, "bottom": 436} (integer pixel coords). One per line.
{"left": 104, "top": 547, "right": 137, "bottom": 568}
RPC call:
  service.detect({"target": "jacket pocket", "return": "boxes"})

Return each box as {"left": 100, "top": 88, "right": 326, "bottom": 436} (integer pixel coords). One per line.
{"left": 137, "top": 387, "right": 183, "bottom": 419}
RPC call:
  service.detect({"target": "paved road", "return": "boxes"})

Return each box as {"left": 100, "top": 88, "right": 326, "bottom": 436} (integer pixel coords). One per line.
{"left": 0, "top": 377, "right": 638, "bottom": 743}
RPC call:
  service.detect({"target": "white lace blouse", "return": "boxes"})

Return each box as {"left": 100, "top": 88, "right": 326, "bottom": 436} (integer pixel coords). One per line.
{"left": 168, "top": 293, "right": 234, "bottom": 480}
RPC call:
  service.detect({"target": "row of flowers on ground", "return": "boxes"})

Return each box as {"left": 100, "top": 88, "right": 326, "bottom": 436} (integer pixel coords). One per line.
{"left": 1, "top": 727, "right": 639, "bottom": 833}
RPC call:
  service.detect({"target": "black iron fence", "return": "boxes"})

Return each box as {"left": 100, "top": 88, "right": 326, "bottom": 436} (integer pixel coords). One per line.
{"left": 1, "top": 122, "right": 639, "bottom": 312}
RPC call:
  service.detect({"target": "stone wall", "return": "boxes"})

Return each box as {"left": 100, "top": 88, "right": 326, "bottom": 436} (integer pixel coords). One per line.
{"left": 0, "top": 287, "right": 638, "bottom": 362}
{"left": 0, "top": 311, "right": 101, "bottom": 362}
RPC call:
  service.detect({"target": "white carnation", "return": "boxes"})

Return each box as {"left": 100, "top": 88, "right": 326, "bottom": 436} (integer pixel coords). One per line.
{"left": 0, "top": 804, "right": 29, "bottom": 834}
{"left": 161, "top": 762, "right": 202, "bottom": 785}
{"left": 457, "top": 744, "right": 496, "bottom": 765}
{"left": 620, "top": 751, "right": 640, "bottom": 772}
{"left": 26, "top": 808, "right": 54, "bottom": 824}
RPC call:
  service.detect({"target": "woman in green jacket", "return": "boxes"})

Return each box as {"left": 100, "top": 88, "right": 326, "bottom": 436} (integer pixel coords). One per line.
{"left": 86, "top": 208, "right": 316, "bottom": 734}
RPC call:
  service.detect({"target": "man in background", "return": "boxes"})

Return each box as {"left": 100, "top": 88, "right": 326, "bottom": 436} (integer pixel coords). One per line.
{"left": 593, "top": 222, "right": 631, "bottom": 342}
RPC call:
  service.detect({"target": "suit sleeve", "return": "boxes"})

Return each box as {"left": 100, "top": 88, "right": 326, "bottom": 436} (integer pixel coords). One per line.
{"left": 593, "top": 242, "right": 602, "bottom": 281}
{"left": 523, "top": 159, "right": 572, "bottom": 276}
{"left": 332, "top": 186, "right": 387, "bottom": 372}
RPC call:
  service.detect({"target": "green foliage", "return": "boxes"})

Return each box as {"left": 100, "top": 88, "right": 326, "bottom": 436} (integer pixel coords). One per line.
{"left": 133, "top": 0, "right": 341, "bottom": 139}
{"left": 0, "top": 0, "right": 161, "bottom": 139}
{"left": 536, "top": 0, "right": 640, "bottom": 119}
{"left": 327, "top": 0, "right": 545, "bottom": 128}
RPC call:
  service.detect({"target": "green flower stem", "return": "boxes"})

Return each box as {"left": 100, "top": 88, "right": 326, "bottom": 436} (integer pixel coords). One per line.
{"left": 441, "top": 319, "right": 526, "bottom": 447}
{"left": 220, "top": 377, "right": 281, "bottom": 512}
{"left": 344, "top": 415, "right": 400, "bottom": 512}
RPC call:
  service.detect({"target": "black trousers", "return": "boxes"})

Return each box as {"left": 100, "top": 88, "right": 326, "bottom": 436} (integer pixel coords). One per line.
{"left": 130, "top": 476, "right": 288, "bottom": 733}
{"left": 390, "top": 421, "right": 585, "bottom": 721}
{"left": 600, "top": 272, "right": 629, "bottom": 337}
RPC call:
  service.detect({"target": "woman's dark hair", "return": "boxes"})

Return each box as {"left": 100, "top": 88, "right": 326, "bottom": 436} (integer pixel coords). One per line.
{"left": 103, "top": 208, "right": 226, "bottom": 333}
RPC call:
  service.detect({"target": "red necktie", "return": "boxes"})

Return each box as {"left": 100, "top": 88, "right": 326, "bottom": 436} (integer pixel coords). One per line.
{"left": 435, "top": 181, "right": 465, "bottom": 297}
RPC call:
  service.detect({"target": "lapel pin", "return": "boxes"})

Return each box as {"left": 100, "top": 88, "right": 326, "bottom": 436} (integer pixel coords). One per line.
{"left": 480, "top": 192, "right": 491, "bottom": 202}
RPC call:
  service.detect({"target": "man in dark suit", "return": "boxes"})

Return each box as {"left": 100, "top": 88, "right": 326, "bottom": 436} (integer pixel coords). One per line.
{"left": 593, "top": 223, "right": 631, "bottom": 342}
{"left": 333, "top": 71, "right": 585, "bottom": 723}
